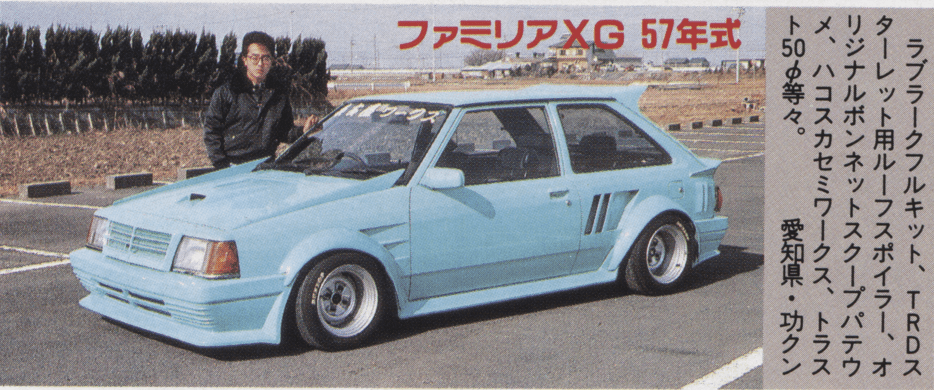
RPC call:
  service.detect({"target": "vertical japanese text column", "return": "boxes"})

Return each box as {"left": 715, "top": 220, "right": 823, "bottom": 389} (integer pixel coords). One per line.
{"left": 766, "top": 8, "right": 933, "bottom": 388}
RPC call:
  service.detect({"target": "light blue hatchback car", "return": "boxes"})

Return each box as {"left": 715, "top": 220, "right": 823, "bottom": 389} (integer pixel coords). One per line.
{"left": 70, "top": 84, "right": 728, "bottom": 350}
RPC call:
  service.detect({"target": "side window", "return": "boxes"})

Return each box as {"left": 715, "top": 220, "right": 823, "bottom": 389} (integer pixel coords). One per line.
{"left": 436, "top": 106, "right": 559, "bottom": 185}
{"left": 557, "top": 104, "right": 671, "bottom": 174}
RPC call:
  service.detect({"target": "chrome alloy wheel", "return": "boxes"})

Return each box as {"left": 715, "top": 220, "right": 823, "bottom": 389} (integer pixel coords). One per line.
{"left": 645, "top": 224, "right": 689, "bottom": 285}
{"left": 316, "top": 264, "right": 379, "bottom": 338}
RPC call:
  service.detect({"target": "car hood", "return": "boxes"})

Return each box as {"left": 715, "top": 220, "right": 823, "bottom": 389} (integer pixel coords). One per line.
{"left": 106, "top": 168, "right": 405, "bottom": 230}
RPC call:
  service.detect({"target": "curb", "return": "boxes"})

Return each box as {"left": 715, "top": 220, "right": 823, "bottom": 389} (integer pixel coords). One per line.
{"left": 178, "top": 166, "right": 216, "bottom": 180}
{"left": 15, "top": 167, "right": 216, "bottom": 198}
{"left": 107, "top": 172, "right": 153, "bottom": 190}
{"left": 666, "top": 115, "right": 761, "bottom": 131}
{"left": 18, "top": 180, "right": 71, "bottom": 199}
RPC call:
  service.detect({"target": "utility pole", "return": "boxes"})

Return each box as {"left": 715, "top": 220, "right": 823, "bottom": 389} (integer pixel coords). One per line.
{"left": 289, "top": 10, "right": 294, "bottom": 39}
{"left": 373, "top": 34, "right": 379, "bottom": 69}
{"left": 732, "top": 7, "right": 745, "bottom": 84}
{"left": 350, "top": 37, "right": 355, "bottom": 73}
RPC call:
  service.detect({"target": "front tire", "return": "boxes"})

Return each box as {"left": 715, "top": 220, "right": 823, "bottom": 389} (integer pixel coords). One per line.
{"left": 295, "top": 253, "right": 389, "bottom": 350}
{"left": 623, "top": 216, "right": 695, "bottom": 295}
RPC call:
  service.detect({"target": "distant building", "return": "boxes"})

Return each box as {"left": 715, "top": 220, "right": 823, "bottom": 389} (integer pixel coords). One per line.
{"left": 720, "top": 59, "right": 766, "bottom": 71}
{"left": 663, "top": 57, "right": 711, "bottom": 72}
{"left": 545, "top": 34, "right": 632, "bottom": 72}
{"left": 548, "top": 39, "right": 591, "bottom": 72}
{"left": 460, "top": 60, "right": 516, "bottom": 79}
{"left": 461, "top": 52, "right": 547, "bottom": 78}
{"left": 600, "top": 51, "right": 643, "bottom": 71}
{"left": 329, "top": 64, "right": 365, "bottom": 71}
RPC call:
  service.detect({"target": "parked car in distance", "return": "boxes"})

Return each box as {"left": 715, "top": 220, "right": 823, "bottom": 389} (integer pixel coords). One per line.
{"left": 70, "top": 84, "right": 728, "bottom": 350}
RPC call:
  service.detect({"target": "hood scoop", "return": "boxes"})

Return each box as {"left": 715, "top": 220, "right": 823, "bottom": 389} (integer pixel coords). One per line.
{"left": 189, "top": 193, "right": 207, "bottom": 201}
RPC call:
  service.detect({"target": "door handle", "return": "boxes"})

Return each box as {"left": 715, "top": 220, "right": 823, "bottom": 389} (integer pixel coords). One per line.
{"left": 549, "top": 189, "right": 570, "bottom": 198}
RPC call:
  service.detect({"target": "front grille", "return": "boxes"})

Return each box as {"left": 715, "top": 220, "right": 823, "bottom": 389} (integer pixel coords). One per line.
{"left": 107, "top": 221, "right": 172, "bottom": 258}
{"left": 92, "top": 280, "right": 214, "bottom": 328}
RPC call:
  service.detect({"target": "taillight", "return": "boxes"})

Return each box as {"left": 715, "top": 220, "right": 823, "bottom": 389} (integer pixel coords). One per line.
{"left": 714, "top": 186, "right": 723, "bottom": 212}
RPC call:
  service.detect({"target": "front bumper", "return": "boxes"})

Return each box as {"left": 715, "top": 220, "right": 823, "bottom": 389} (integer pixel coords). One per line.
{"left": 70, "top": 248, "right": 288, "bottom": 347}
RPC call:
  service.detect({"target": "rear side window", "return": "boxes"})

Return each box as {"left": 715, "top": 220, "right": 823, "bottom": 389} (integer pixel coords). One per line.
{"left": 557, "top": 104, "right": 671, "bottom": 173}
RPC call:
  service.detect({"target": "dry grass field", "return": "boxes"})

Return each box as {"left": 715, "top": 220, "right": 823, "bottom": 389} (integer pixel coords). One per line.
{"left": 0, "top": 73, "right": 763, "bottom": 197}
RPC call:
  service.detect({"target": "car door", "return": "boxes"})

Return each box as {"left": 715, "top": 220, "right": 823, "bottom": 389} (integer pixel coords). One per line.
{"left": 409, "top": 105, "right": 581, "bottom": 300}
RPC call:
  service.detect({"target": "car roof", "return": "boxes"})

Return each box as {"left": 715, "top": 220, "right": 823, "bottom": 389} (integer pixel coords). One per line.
{"left": 351, "top": 83, "right": 648, "bottom": 111}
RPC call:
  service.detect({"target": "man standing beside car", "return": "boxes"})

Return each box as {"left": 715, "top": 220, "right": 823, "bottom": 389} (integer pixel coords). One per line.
{"left": 204, "top": 31, "right": 317, "bottom": 169}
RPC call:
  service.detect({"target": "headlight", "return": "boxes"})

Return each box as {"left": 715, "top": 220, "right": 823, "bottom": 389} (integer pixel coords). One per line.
{"left": 172, "top": 237, "right": 240, "bottom": 279}
{"left": 86, "top": 216, "right": 109, "bottom": 250}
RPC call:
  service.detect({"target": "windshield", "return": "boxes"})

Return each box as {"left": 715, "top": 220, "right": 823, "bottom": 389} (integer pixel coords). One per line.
{"left": 257, "top": 101, "right": 450, "bottom": 181}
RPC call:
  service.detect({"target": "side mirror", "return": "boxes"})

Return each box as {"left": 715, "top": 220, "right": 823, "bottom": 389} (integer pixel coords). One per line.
{"left": 420, "top": 167, "right": 465, "bottom": 190}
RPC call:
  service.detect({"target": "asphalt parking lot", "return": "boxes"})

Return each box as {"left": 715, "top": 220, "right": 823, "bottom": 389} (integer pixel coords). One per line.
{"left": 0, "top": 122, "right": 764, "bottom": 388}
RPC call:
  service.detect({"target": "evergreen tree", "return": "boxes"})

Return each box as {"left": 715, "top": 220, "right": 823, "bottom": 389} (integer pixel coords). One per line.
{"left": 43, "top": 26, "right": 102, "bottom": 103}
{"left": 210, "top": 32, "right": 237, "bottom": 91}
{"left": 43, "top": 25, "right": 65, "bottom": 102}
{"left": 2, "top": 24, "right": 24, "bottom": 102}
{"left": 193, "top": 29, "right": 217, "bottom": 102}
{"left": 275, "top": 36, "right": 291, "bottom": 59}
{"left": 288, "top": 36, "right": 329, "bottom": 109}
{"left": 15, "top": 27, "right": 44, "bottom": 104}
{"left": 0, "top": 25, "right": 8, "bottom": 102}
{"left": 167, "top": 30, "right": 198, "bottom": 102}
{"left": 1, "top": 24, "right": 330, "bottom": 108}
{"left": 69, "top": 28, "right": 102, "bottom": 103}
{"left": 99, "top": 26, "right": 139, "bottom": 102}
{"left": 139, "top": 31, "right": 167, "bottom": 103}
{"left": 127, "top": 29, "right": 143, "bottom": 101}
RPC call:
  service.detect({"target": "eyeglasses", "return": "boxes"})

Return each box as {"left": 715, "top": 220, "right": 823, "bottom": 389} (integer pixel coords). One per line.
{"left": 246, "top": 54, "right": 274, "bottom": 65}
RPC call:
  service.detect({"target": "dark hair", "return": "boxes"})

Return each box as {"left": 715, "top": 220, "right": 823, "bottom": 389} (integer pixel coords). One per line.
{"left": 241, "top": 31, "right": 275, "bottom": 56}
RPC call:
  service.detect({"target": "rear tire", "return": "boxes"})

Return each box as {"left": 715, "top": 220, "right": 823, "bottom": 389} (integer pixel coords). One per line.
{"left": 623, "top": 216, "right": 695, "bottom": 295}
{"left": 295, "top": 253, "right": 389, "bottom": 350}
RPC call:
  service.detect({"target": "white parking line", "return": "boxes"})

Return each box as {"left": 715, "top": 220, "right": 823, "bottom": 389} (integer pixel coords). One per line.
{"left": 689, "top": 147, "right": 763, "bottom": 154}
{"left": 675, "top": 131, "right": 764, "bottom": 137}
{"left": 0, "top": 246, "right": 71, "bottom": 276}
{"left": 681, "top": 347, "right": 763, "bottom": 390}
{"left": 0, "top": 198, "right": 101, "bottom": 210}
{"left": 723, "top": 152, "right": 765, "bottom": 162}
{"left": 708, "top": 125, "right": 765, "bottom": 131}
{"left": 681, "top": 139, "right": 765, "bottom": 145}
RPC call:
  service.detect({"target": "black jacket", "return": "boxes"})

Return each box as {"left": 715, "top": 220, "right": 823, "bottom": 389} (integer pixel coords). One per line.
{"left": 204, "top": 72, "right": 301, "bottom": 168}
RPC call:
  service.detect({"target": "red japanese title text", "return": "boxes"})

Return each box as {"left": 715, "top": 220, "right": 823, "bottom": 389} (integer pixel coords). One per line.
{"left": 397, "top": 18, "right": 742, "bottom": 51}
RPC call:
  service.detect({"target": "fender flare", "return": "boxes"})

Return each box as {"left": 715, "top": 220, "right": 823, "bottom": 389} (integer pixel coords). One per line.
{"left": 604, "top": 195, "right": 696, "bottom": 272}
{"left": 278, "top": 227, "right": 408, "bottom": 303}
{"left": 255, "top": 228, "right": 408, "bottom": 346}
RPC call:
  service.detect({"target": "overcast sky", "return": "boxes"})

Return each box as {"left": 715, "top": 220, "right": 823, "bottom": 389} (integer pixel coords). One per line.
{"left": 0, "top": 2, "right": 766, "bottom": 69}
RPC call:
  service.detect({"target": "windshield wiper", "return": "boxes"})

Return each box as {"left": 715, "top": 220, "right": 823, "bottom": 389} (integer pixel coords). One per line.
{"left": 341, "top": 167, "right": 388, "bottom": 175}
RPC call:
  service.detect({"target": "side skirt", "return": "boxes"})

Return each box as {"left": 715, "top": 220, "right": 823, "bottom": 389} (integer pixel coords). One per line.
{"left": 397, "top": 268, "right": 619, "bottom": 319}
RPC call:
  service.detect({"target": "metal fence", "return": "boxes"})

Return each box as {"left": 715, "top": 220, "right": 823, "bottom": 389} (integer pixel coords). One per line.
{"left": 1, "top": 106, "right": 328, "bottom": 138}
{"left": 0, "top": 107, "right": 206, "bottom": 137}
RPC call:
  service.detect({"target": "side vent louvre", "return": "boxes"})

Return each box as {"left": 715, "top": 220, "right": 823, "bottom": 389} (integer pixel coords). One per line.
{"left": 584, "top": 193, "right": 612, "bottom": 235}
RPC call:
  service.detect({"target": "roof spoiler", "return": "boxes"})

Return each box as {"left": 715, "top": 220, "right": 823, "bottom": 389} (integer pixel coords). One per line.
{"left": 611, "top": 84, "right": 648, "bottom": 110}
{"left": 691, "top": 157, "right": 722, "bottom": 178}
